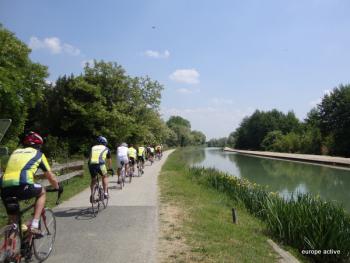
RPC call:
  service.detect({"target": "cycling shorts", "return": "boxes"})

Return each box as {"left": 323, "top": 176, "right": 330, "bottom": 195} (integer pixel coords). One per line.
{"left": 89, "top": 164, "right": 107, "bottom": 178}
{"left": 137, "top": 156, "right": 145, "bottom": 163}
{"left": 117, "top": 156, "right": 129, "bottom": 168}
{"left": 129, "top": 157, "right": 135, "bottom": 166}
{"left": 1, "top": 184, "right": 43, "bottom": 214}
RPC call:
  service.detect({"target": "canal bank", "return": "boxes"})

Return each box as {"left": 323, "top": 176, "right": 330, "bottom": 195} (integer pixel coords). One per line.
{"left": 159, "top": 148, "right": 304, "bottom": 263}
{"left": 224, "top": 147, "right": 350, "bottom": 168}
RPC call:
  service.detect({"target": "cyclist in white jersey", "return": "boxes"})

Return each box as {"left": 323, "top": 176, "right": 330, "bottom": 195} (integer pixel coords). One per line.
{"left": 117, "top": 142, "right": 129, "bottom": 180}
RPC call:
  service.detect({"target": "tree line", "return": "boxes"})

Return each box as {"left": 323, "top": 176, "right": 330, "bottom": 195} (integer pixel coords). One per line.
{"left": 208, "top": 85, "right": 350, "bottom": 157}
{"left": 0, "top": 25, "right": 206, "bottom": 159}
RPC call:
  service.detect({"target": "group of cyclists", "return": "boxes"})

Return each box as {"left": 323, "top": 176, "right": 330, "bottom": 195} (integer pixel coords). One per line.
{"left": 0, "top": 131, "right": 163, "bottom": 238}
{"left": 90, "top": 136, "right": 163, "bottom": 201}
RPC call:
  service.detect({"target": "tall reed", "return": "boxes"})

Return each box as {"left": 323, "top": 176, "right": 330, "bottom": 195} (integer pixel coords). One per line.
{"left": 189, "top": 167, "right": 350, "bottom": 263}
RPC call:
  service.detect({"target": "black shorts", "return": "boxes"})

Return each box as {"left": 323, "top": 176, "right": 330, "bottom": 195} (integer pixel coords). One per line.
{"left": 129, "top": 157, "right": 135, "bottom": 166}
{"left": 1, "top": 184, "right": 43, "bottom": 214}
{"left": 88, "top": 164, "right": 107, "bottom": 178}
{"left": 137, "top": 156, "right": 145, "bottom": 163}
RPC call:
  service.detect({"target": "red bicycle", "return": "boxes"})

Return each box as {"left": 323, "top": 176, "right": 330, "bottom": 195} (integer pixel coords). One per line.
{"left": 0, "top": 187, "right": 62, "bottom": 263}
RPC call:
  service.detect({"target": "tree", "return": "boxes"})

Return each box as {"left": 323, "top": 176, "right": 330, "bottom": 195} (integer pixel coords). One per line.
{"left": 191, "top": 130, "right": 206, "bottom": 145}
{"left": 317, "top": 84, "right": 350, "bottom": 156}
{"left": 0, "top": 25, "right": 48, "bottom": 150}
{"left": 233, "top": 109, "right": 300, "bottom": 150}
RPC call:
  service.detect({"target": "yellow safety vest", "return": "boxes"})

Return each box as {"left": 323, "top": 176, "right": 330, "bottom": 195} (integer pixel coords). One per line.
{"left": 1, "top": 147, "right": 51, "bottom": 187}
{"left": 138, "top": 147, "right": 145, "bottom": 157}
{"left": 128, "top": 147, "right": 136, "bottom": 158}
{"left": 89, "top": 145, "right": 110, "bottom": 165}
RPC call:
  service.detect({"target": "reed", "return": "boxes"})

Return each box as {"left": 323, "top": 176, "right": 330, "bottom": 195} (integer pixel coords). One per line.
{"left": 189, "top": 167, "right": 350, "bottom": 263}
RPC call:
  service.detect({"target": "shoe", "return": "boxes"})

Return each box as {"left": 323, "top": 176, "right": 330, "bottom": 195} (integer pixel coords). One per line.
{"left": 104, "top": 193, "right": 109, "bottom": 199}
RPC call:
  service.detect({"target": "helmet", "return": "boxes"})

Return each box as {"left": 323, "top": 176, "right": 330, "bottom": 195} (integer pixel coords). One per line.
{"left": 121, "top": 142, "right": 128, "bottom": 147}
{"left": 23, "top": 131, "right": 44, "bottom": 146}
{"left": 97, "top": 136, "right": 108, "bottom": 145}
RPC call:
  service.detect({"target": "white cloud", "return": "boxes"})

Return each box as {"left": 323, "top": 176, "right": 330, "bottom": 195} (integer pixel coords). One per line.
{"left": 63, "top": 43, "right": 80, "bottom": 56}
{"left": 29, "top": 36, "right": 80, "bottom": 56}
{"left": 176, "top": 87, "right": 200, "bottom": 94}
{"left": 161, "top": 106, "right": 254, "bottom": 139}
{"left": 144, "top": 49, "right": 170, "bottom": 59}
{"left": 210, "top": 97, "right": 233, "bottom": 105}
{"left": 169, "top": 69, "right": 200, "bottom": 84}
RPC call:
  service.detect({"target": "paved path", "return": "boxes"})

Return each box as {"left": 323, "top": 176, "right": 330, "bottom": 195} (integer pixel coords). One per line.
{"left": 47, "top": 150, "right": 173, "bottom": 263}
{"left": 224, "top": 147, "right": 350, "bottom": 168}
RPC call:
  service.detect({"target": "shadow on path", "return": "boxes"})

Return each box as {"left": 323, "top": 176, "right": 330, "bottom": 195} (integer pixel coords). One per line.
{"left": 54, "top": 207, "right": 96, "bottom": 220}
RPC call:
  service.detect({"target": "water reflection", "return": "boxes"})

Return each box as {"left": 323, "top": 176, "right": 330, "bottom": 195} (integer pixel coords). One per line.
{"left": 191, "top": 148, "right": 350, "bottom": 211}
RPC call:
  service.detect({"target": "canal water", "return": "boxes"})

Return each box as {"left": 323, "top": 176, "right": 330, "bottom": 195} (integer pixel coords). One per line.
{"left": 188, "top": 147, "right": 350, "bottom": 212}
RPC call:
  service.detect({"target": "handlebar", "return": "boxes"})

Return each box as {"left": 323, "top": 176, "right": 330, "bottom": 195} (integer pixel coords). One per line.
{"left": 46, "top": 184, "right": 63, "bottom": 205}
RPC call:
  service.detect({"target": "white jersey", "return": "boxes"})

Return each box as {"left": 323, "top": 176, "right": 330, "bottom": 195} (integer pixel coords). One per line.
{"left": 117, "top": 146, "right": 128, "bottom": 158}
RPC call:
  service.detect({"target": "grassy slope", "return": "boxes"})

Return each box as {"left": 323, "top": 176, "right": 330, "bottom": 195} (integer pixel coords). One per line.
{"left": 159, "top": 149, "right": 279, "bottom": 263}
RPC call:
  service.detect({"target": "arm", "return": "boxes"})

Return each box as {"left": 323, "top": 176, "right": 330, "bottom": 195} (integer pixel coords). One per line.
{"left": 107, "top": 157, "right": 112, "bottom": 169}
{"left": 44, "top": 170, "right": 60, "bottom": 189}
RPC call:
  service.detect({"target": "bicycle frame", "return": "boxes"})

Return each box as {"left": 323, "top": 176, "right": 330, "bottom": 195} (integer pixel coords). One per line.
{"left": 1, "top": 188, "right": 60, "bottom": 262}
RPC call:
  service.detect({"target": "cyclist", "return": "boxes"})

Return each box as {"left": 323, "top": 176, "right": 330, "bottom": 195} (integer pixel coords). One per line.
{"left": 0, "top": 131, "right": 62, "bottom": 234}
{"left": 137, "top": 145, "right": 146, "bottom": 174}
{"left": 88, "top": 136, "right": 112, "bottom": 201}
{"left": 117, "top": 142, "right": 129, "bottom": 182}
{"left": 149, "top": 145, "right": 155, "bottom": 163}
{"left": 155, "top": 144, "right": 162, "bottom": 159}
{"left": 128, "top": 144, "right": 137, "bottom": 177}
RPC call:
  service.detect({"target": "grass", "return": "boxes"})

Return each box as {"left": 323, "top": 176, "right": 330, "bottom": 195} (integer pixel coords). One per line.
{"left": 188, "top": 165, "right": 350, "bottom": 263}
{"left": 159, "top": 149, "right": 282, "bottom": 263}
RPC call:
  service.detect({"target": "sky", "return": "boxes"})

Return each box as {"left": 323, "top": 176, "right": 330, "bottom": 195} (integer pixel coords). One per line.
{"left": 1, "top": 0, "right": 350, "bottom": 139}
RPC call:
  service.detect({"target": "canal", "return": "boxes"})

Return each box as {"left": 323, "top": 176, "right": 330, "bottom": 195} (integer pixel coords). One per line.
{"left": 187, "top": 147, "right": 350, "bottom": 212}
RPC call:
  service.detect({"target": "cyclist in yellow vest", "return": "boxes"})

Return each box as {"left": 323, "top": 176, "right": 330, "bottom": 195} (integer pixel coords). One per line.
{"left": 128, "top": 144, "right": 137, "bottom": 177}
{"left": 0, "top": 132, "right": 62, "bottom": 234}
{"left": 137, "top": 145, "right": 145, "bottom": 174}
{"left": 88, "top": 136, "right": 112, "bottom": 202}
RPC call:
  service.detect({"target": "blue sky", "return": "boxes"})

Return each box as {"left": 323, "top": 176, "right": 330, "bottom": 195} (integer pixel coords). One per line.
{"left": 1, "top": 0, "right": 350, "bottom": 139}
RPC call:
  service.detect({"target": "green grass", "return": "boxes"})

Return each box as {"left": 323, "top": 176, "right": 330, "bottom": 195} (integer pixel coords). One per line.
{"left": 159, "top": 149, "right": 281, "bottom": 262}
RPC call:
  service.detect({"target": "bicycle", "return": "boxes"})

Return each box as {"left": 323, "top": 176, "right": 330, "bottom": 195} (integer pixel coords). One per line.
{"left": 118, "top": 161, "right": 127, "bottom": 189}
{"left": 91, "top": 172, "right": 108, "bottom": 217}
{"left": 0, "top": 187, "right": 62, "bottom": 263}
{"left": 136, "top": 158, "right": 144, "bottom": 177}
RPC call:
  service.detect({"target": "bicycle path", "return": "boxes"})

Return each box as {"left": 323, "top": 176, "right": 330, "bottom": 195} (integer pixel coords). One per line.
{"left": 47, "top": 150, "right": 174, "bottom": 263}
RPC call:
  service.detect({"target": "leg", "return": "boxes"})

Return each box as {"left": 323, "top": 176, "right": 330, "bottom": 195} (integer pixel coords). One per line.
{"left": 102, "top": 175, "right": 108, "bottom": 194}
{"left": 33, "top": 188, "right": 46, "bottom": 222}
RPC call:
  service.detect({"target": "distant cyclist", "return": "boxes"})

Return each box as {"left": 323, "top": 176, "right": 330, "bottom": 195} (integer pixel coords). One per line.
{"left": 155, "top": 144, "right": 162, "bottom": 159}
{"left": 88, "top": 136, "right": 112, "bottom": 202}
{"left": 117, "top": 142, "right": 129, "bottom": 181}
{"left": 128, "top": 144, "right": 137, "bottom": 177}
{"left": 0, "top": 132, "right": 62, "bottom": 234}
{"left": 148, "top": 145, "right": 155, "bottom": 164}
{"left": 137, "top": 145, "right": 146, "bottom": 173}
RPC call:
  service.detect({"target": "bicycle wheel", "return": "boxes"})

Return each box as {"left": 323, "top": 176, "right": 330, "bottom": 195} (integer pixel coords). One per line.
{"left": 0, "top": 224, "right": 21, "bottom": 263}
{"left": 137, "top": 166, "right": 141, "bottom": 177}
{"left": 99, "top": 186, "right": 108, "bottom": 209}
{"left": 33, "top": 208, "right": 56, "bottom": 262}
{"left": 121, "top": 167, "right": 125, "bottom": 187}
{"left": 129, "top": 168, "right": 132, "bottom": 183}
{"left": 91, "top": 184, "right": 100, "bottom": 216}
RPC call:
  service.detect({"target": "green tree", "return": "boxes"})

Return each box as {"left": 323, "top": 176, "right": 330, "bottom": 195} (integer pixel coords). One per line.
{"left": 317, "top": 85, "right": 350, "bottom": 156}
{"left": 0, "top": 25, "right": 48, "bottom": 149}
{"left": 234, "top": 109, "right": 300, "bottom": 150}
